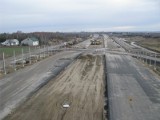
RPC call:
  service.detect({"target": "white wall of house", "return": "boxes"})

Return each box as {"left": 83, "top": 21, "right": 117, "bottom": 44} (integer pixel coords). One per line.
{"left": 21, "top": 39, "right": 32, "bottom": 46}
{"left": 1, "top": 39, "right": 19, "bottom": 46}
{"left": 11, "top": 39, "right": 19, "bottom": 45}
{"left": 21, "top": 38, "right": 39, "bottom": 46}
{"left": 32, "top": 41, "right": 39, "bottom": 46}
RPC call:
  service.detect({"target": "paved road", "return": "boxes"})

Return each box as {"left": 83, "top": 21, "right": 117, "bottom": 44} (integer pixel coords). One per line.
{"left": 106, "top": 53, "right": 160, "bottom": 120}
{"left": 103, "top": 34, "right": 160, "bottom": 63}
{"left": 113, "top": 37, "right": 157, "bottom": 54}
{"left": 103, "top": 34, "right": 124, "bottom": 51}
{"left": 0, "top": 51, "right": 81, "bottom": 119}
{"left": 74, "top": 38, "right": 91, "bottom": 49}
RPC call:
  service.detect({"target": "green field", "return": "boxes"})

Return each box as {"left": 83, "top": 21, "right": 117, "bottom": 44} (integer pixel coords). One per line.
{"left": 137, "top": 41, "right": 160, "bottom": 53}
{"left": 0, "top": 46, "right": 34, "bottom": 59}
{"left": 124, "top": 36, "right": 160, "bottom": 53}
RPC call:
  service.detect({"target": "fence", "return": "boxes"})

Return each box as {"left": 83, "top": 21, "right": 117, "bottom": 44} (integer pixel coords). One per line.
{"left": 0, "top": 45, "right": 62, "bottom": 75}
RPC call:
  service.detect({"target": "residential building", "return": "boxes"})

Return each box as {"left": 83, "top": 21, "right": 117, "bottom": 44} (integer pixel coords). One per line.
{"left": 21, "top": 37, "right": 39, "bottom": 46}
{"left": 1, "top": 39, "right": 19, "bottom": 46}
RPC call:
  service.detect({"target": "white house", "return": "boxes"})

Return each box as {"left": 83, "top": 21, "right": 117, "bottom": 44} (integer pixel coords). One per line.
{"left": 21, "top": 37, "right": 39, "bottom": 46}
{"left": 1, "top": 39, "right": 19, "bottom": 46}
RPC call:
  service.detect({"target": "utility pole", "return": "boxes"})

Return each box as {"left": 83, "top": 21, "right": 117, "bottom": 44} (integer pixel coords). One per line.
{"left": 44, "top": 45, "right": 45, "bottom": 57}
{"left": 141, "top": 51, "right": 143, "bottom": 61}
{"left": 149, "top": 52, "right": 152, "bottom": 66}
{"left": 140, "top": 51, "right": 142, "bottom": 61}
{"left": 29, "top": 46, "right": 31, "bottom": 64}
{"left": 13, "top": 50, "right": 16, "bottom": 71}
{"left": 35, "top": 46, "right": 36, "bottom": 54}
{"left": 142, "top": 50, "right": 145, "bottom": 63}
{"left": 47, "top": 45, "right": 49, "bottom": 56}
{"left": 3, "top": 52, "right": 6, "bottom": 74}
{"left": 38, "top": 46, "right": 41, "bottom": 60}
{"left": 52, "top": 43, "right": 54, "bottom": 55}
{"left": 22, "top": 48, "right": 24, "bottom": 67}
{"left": 154, "top": 53, "right": 157, "bottom": 70}
{"left": 145, "top": 51, "right": 147, "bottom": 64}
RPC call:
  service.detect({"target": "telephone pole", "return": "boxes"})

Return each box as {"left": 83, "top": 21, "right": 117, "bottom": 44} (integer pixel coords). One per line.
{"left": 3, "top": 52, "right": 6, "bottom": 74}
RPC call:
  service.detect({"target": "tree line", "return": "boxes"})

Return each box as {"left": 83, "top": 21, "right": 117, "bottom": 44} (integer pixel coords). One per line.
{"left": 0, "top": 32, "right": 91, "bottom": 45}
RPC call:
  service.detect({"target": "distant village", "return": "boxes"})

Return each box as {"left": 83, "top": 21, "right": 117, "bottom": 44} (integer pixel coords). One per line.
{"left": 1, "top": 32, "right": 159, "bottom": 47}
{"left": 1, "top": 37, "right": 39, "bottom": 46}
{"left": 0, "top": 32, "right": 91, "bottom": 47}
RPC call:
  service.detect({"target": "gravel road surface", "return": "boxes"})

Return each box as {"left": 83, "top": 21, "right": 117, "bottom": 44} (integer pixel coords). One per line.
{"left": 106, "top": 54, "right": 160, "bottom": 120}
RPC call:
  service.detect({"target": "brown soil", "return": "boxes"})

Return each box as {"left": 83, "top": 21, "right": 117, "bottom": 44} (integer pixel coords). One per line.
{"left": 4, "top": 54, "right": 104, "bottom": 120}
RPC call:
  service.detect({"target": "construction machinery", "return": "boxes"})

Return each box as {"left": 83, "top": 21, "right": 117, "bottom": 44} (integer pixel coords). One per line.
{"left": 90, "top": 39, "right": 101, "bottom": 45}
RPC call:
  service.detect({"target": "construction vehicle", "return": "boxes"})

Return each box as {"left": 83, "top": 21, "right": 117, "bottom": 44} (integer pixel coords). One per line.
{"left": 90, "top": 39, "right": 101, "bottom": 45}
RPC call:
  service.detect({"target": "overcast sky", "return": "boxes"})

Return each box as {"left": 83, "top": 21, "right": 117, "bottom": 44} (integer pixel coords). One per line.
{"left": 0, "top": 0, "right": 160, "bottom": 32}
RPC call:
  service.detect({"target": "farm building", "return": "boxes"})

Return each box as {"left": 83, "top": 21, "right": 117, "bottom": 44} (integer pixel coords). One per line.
{"left": 1, "top": 39, "right": 19, "bottom": 46}
{"left": 21, "top": 37, "right": 39, "bottom": 46}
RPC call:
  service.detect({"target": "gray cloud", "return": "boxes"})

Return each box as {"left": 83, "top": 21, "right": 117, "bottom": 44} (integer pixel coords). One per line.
{"left": 0, "top": 0, "right": 160, "bottom": 32}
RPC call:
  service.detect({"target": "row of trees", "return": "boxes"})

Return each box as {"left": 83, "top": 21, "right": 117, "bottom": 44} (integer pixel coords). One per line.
{"left": 0, "top": 32, "right": 91, "bottom": 45}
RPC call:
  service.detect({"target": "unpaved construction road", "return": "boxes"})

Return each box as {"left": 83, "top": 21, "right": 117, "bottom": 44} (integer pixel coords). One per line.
{"left": 0, "top": 51, "right": 80, "bottom": 119}
{"left": 4, "top": 54, "right": 104, "bottom": 120}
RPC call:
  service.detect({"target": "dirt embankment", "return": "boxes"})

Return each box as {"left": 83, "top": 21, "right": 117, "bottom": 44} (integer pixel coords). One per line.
{"left": 4, "top": 54, "right": 105, "bottom": 120}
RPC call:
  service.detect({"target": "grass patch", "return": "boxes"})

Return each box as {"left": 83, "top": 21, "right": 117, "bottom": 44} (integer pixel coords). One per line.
{"left": 124, "top": 36, "right": 160, "bottom": 53}
{"left": 137, "top": 43, "right": 160, "bottom": 53}
{"left": 0, "top": 46, "right": 35, "bottom": 59}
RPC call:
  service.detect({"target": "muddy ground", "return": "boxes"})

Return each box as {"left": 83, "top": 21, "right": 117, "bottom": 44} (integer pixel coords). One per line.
{"left": 4, "top": 54, "right": 105, "bottom": 120}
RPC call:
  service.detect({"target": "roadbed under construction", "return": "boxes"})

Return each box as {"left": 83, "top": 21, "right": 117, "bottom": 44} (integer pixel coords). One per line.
{"left": 3, "top": 54, "right": 105, "bottom": 120}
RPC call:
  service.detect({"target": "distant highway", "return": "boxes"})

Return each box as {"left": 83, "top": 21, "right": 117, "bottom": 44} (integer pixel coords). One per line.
{"left": 104, "top": 34, "right": 160, "bottom": 120}
{"left": 103, "top": 34, "right": 160, "bottom": 63}
{"left": 113, "top": 37, "right": 156, "bottom": 54}
{"left": 106, "top": 54, "right": 160, "bottom": 120}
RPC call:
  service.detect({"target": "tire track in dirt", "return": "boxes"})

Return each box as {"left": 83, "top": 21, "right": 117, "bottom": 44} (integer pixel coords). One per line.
{"left": 3, "top": 54, "right": 104, "bottom": 120}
